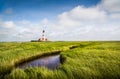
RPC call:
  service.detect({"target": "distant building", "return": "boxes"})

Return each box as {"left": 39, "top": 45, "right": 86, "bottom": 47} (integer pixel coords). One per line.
{"left": 31, "top": 29, "right": 48, "bottom": 42}
{"left": 38, "top": 30, "right": 48, "bottom": 42}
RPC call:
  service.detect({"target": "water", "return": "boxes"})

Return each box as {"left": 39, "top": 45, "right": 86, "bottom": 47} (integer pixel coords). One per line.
{"left": 18, "top": 54, "right": 60, "bottom": 69}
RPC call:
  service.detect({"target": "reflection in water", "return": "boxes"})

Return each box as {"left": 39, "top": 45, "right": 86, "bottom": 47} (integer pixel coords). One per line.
{"left": 18, "top": 54, "right": 60, "bottom": 69}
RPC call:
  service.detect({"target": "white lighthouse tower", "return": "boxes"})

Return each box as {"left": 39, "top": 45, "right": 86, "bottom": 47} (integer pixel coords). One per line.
{"left": 38, "top": 30, "right": 48, "bottom": 41}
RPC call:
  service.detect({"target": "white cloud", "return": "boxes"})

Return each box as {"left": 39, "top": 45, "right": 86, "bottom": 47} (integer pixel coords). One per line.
{"left": 4, "top": 21, "right": 16, "bottom": 28}
{"left": 56, "top": 5, "right": 107, "bottom": 28}
{"left": 0, "top": 21, "right": 16, "bottom": 28}
{"left": 63, "top": 6, "right": 106, "bottom": 20}
{"left": 0, "top": 0, "right": 120, "bottom": 41}
{"left": 41, "top": 18, "right": 49, "bottom": 25}
{"left": 100, "top": 0, "right": 120, "bottom": 13}
{"left": 48, "top": 0, "right": 120, "bottom": 41}
{"left": 18, "top": 20, "right": 31, "bottom": 25}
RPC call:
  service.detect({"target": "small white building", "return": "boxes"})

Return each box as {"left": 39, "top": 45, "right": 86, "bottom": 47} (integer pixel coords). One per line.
{"left": 38, "top": 30, "right": 48, "bottom": 41}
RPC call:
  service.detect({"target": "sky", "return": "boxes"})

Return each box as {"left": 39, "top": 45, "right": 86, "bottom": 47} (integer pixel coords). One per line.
{"left": 0, "top": 0, "right": 120, "bottom": 41}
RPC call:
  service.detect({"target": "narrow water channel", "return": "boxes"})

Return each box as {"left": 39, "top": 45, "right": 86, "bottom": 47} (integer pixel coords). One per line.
{"left": 18, "top": 54, "right": 60, "bottom": 69}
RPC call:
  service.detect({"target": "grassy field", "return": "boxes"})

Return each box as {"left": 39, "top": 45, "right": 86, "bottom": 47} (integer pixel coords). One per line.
{"left": 0, "top": 41, "right": 120, "bottom": 79}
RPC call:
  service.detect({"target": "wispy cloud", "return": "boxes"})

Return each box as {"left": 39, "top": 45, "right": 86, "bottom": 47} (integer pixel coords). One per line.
{"left": 100, "top": 0, "right": 120, "bottom": 13}
{"left": 4, "top": 8, "right": 13, "bottom": 14}
{"left": 0, "top": 20, "right": 16, "bottom": 28}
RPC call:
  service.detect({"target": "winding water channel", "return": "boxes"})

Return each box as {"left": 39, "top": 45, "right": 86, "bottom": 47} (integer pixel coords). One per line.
{"left": 18, "top": 54, "right": 60, "bottom": 69}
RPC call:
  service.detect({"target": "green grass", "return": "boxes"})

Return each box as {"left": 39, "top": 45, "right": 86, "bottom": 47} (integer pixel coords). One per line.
{"left": 0, "top": 41, "right": 120, "bottom": 79}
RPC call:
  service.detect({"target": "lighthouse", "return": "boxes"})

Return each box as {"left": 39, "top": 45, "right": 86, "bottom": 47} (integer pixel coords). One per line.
{"left": 38, "top": 30, "right": 48, "bottom": 41}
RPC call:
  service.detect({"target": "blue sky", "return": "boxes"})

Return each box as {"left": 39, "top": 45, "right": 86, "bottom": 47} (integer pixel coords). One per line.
{"left": 0, "top": 0, "right": 120, "bottom": 41}
{"left": 0, "top": 0, "right": 100, "bottom": 21}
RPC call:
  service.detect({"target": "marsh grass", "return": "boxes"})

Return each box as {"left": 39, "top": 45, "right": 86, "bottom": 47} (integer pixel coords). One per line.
{"left": 0, "top": 41, "right": 120, "bottom": 79}
{"left": 0, "top": 42, "right": 80, "bottom": 75}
